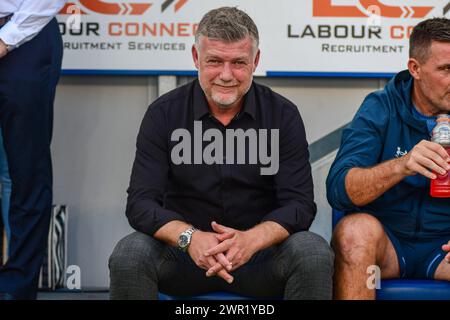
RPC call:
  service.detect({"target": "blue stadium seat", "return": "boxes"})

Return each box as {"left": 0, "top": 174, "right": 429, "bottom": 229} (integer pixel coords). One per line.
{"left": 332, "top": 208, "right": 450, "bottom": 300}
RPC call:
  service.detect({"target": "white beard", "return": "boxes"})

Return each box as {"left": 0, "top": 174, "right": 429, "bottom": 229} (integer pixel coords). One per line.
{"left": 211, "top": 91, "right": 239, "bottom": 109}
{"left": 211, "top": 77, "right": 253, "bottom": 109}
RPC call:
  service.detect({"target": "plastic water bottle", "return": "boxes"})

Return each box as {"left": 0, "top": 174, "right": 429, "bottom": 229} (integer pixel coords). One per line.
{"left": 430, "top": 114, "right": 450, "bottom": 198}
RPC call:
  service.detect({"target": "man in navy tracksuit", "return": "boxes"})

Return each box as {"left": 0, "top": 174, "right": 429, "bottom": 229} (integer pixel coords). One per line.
{"left": 327, "top": 18, "right": 450, "bottom": 299}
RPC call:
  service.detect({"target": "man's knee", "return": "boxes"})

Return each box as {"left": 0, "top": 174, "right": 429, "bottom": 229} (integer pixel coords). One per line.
{"left": 281, "top": 231, "right": 334, "bottom": 270}
{"left": 109, "top": 232, "right": 163, "bottom": 275}
{"left": 332, "top": 213, "right": 384, "bottom": 262}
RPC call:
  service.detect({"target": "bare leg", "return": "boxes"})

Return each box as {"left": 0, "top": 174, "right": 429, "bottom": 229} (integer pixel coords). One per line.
{"left": 332, "top": 213, "right": 400, "bottom": 300}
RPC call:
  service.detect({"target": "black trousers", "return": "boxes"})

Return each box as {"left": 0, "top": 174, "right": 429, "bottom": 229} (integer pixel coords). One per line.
{"left": 0, "top": 18, "right": 63, "bottom": 299}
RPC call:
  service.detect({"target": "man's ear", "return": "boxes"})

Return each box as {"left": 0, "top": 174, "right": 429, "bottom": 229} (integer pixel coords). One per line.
{"left": 407, "top": 58, "right": 421, "bottom": 80}
{"left": 253, "top": 49, "right": 261, "bottom": 72}
{"left": 192, "top": 44, "right": 200, "bottom": 69}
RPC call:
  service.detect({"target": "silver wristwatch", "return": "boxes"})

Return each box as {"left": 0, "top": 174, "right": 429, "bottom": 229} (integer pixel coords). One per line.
{"left": 177, "top": 226, "right": 197, "bottom": 252}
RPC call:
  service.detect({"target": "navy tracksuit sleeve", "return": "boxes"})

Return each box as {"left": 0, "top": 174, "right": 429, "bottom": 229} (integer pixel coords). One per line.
{"left": 326, "top": 93, "right": 389, "bottom": 212}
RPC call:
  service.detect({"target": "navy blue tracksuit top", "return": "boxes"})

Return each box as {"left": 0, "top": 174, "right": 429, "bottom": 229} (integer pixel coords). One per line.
{"left": 327, "top": 70, "right": 450, "bottom": 239}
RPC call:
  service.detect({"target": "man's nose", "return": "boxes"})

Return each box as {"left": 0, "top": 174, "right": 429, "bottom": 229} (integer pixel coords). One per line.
{"left": 219, "top": 63, "right": 233, "bottom": 82}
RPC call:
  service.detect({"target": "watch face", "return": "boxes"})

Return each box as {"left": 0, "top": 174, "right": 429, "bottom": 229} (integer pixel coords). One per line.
{"left": 178, "top": 234, "right": 189, "bottom": 247}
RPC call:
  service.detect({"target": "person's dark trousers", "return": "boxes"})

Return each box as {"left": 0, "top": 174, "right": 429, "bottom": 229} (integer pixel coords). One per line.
{"left": 109, "top": 231, "right": 334, "bottom": 300}
{"left": 0, "top": 18, "right": 63, "bottom": 300}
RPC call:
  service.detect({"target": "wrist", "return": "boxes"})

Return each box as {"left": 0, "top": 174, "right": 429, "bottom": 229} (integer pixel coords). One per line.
{"left": 245, "top": 228, "right": 264, "bottom": 253}
{"left": 395, "top": 155, "right": 413, "bottom": 177}
{"left": 0, "top": 38, "right": 10, "bottom": 56}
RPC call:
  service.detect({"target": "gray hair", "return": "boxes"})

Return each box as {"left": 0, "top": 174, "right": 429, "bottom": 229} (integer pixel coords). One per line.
{"left": 195, "top": 7, "right": 259, "bottom": 51}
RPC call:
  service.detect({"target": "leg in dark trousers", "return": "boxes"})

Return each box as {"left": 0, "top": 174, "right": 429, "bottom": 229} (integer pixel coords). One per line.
{"left": 0, "top": 18, "right": 63, "bottom": 300}
{"left": 109, "top": 231, "right": 334, "bottom": 300}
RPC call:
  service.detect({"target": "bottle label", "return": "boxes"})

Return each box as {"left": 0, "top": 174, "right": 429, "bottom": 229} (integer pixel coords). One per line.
{"left": 432, "top": 125, "right": 450, "bottom": 145}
